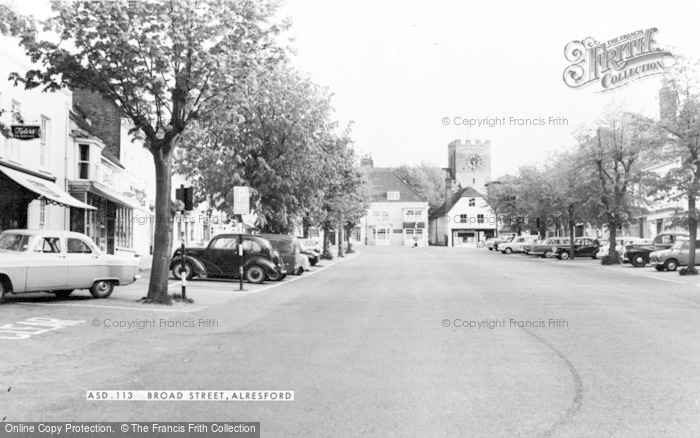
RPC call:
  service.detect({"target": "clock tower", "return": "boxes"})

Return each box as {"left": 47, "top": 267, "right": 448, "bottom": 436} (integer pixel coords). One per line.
{"left": 447, "top": 139, "right": 492, "bottom": 195}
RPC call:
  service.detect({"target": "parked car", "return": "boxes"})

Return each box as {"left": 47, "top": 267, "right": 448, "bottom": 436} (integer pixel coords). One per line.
{"left": 170, "top": 234, "right": 286, "bottom": 284}
{"left": 500, "top": 236, "right": 538, "bottom": 254}
{"left": 649, "top": 240, "right": 700, "bottom": 271}
{"left": 486, "top": 237, "right": 509, "bottom": 251}
{"left": 526, "top": 237, "right": 570, "bottom": 258}
{"left": 494, "top": 236, "right": 515, "bottom": 251}
{"left": 299, "top": 238, "right": 322, "bottom": 254}
{"left": 0, "top": 229, "right": 141, "bottom": 302}
{"left": 553, "top": 237, "right": 600, "bottom": 260}
{"left": 299, "top": 241, "right": 319, "bottom": 266}
{"left": 596, "top": 237, "right": 650, "bottom": 260}
{"left": 258, "top": 234, "right": 305, "bottom": 275}
{"left": 624, "top": 232, "right": 689, "bottom": 267}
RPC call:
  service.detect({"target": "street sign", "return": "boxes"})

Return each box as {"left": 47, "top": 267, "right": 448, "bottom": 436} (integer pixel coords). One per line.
{"left": 233, "top": 186, "right": 249, "bottom": 215}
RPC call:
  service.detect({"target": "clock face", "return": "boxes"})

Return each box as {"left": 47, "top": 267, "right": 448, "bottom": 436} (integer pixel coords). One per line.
{"left": 468, "top": 154, "right": 482, "bottom": 169}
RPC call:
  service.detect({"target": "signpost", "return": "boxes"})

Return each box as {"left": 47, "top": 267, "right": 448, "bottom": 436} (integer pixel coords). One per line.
{"left": 11, "top": 125, "right": 41, "bottom": 140}
{"left": 233, "top": 186, "right": 249, "bottom": 291}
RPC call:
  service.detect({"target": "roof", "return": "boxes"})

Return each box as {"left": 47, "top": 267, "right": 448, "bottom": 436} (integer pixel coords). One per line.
{"left": 367, "top": 168, "right": 426, "bottom": 203}
{"left": 429, "top": 186, "right": 486, "bottom": 218}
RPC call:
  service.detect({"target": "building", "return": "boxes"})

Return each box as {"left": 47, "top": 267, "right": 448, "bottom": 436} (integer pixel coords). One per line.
{"left": 429, "top": 185, "right": 497, "bottom": 246}
{"left": 360, "top": 156, "right": 429, "bottom": 247}
{"left": 429, "top": 138, "right": 495, "bottom": 246}
{"left": 0, "top": 33, "right": 95, "bottom": 234}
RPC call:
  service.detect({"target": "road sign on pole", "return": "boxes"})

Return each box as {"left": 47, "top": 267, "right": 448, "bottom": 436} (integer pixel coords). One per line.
{"left": 233, "top": 186, "right": 249, "bottom": 215}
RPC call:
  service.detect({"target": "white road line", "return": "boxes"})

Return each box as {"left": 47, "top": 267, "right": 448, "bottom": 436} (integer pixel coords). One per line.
{"left": 16, "top": 303, "right": 201, "bottom": 312}
{"left": 643, "top": 276, "right": 685, "bottom": 284}
{"left": 422, "top": 251, "right": 437, "bottom": 259}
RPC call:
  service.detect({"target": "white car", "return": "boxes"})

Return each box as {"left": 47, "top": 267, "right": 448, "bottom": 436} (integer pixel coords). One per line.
{"left": 500, "top": 236, "right": 538, "bottom": 254}
{"left": 0, "top": 229, "right": 141, "bottom": 302}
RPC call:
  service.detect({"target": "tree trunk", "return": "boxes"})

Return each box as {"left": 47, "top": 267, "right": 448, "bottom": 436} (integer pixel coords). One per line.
{"left": 321, "top": 222, "right": 333, "bottom": 259}
{"left": 607, "top": 220, "right": 620, "bottom": 264}
{"left": 568, "top": 204, "right": 575, "bottom": 260}
{"left": 686, "top": 194, "right": 698, "bottom": 274}
{"left": 346, "top": 224, "right": 354, "bottom": 253}
{"left": 147, "top": 147, "right": 174, "bottom": 303}
{"left": 337, "top": 218, "right": 344, "bottom": 258}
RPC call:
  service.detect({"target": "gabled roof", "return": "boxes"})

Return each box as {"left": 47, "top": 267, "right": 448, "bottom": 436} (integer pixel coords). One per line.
{"left": 429, "top": 186, "right": 486, "bottom": 218}
{"left": 367, "top": 168, "right": 426, "bottom": 203}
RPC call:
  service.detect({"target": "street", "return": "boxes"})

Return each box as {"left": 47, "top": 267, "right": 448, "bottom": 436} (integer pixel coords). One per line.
{"left": 2, "top": 246, "right": 700, "bottom": 437}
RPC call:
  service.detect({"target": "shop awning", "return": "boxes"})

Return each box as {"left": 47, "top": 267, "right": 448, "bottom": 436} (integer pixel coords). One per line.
{"left": 0, "top": 166, "right": 96, "bottom": 210}
{"left": 83, "top": 182, "right": 145, "bottom": 211}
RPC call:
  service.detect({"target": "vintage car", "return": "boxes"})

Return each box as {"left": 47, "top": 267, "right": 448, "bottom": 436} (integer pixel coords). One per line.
{"left": 500, "top": 236, "right": 538, "bottom": 254}
{"left": 596, "top": 237, "right": 650, "bottom": 261}
{"left": 0, "top": 229, "right": 141, "bottom": 302}
{"left": 258, "top": 233, "right": 305, "bottom": 275}
{"left": 526, "top": 237, "right": 569, "bottom": 258}
{"left": 624, "top": 232, "right": 689, "bottom": 267}
{"left": 553, "top": 237, "right": 600, "bottom": 260}
{"left": 486, "top": 237, "right": 509, "bottom": 251}
{"left": 650, "top": 239, "right": 700, "bottom": 271}
{"left": 299, "top": 241, "right": 319, "bottom": 266}
{"left": 170, "top": 234, "right": 286, "bottom": 284}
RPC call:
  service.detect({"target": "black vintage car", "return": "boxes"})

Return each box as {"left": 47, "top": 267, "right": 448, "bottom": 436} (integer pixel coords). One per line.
{"left": 553, "top": 237, "right": 600, "bottom": 260}
{"left": 170, "top": 234, "right": 286, "bottom": 284}
{"left": 625, "top": 232, "right": 689, "bottom": 267}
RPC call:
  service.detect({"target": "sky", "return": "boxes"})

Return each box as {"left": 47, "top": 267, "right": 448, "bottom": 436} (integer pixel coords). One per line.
{"left": 278, "top": 0, "right": 700, "bottom": 177}
{"left": 9, "top": 0, "right": 700, "bottom": 178}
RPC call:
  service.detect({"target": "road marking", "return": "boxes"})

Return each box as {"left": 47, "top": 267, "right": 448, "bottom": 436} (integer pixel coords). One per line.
{"left": 643, "top": 276, "right": 685, "bottom": 284}
{"left": 422, "top": 251, "right": 437, "bottom": 259}
{"left": 16, "top": 303, "right": 201, "bottom": 312}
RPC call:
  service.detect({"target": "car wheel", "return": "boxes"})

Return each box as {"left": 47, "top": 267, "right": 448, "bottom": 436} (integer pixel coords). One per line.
{"left": 267, "top": 271, "right": 284, "bottom": 281}
{"left": 488, "top": 248, "right": 493, "bottom": 251}
{"left": 90, "top": 280, "right": 114, "bottom": 299}
{"left": 630, "top": 255, "right": 647, "bottom": 267}
{"left": 591, "top": 255, "right": 598, "bottom": 260}
{"left": 54, "top": 290, "right": 73, "bottom": 298}
{"left": 542, "top": 250, "right": 551, "bottom": 258}
{"left": 245, "top": 265, "right": 265, "bottom": 284}
{"left": 0, "top": 280, "right": 5, "bottom": 303}
{"left": 559, "top": 251, "right": 570, "bottom": 260}
{"left": 655, "top": 265, "right": 666, "bottom": 271}
{"left": 664, "top": 259, "right": 679, "bottom": 272}
{"left": 504, "top": 247, "right": 513, "bottom": 254}
{"left": 171, "top": 261, "right": 195, "bottom": 280}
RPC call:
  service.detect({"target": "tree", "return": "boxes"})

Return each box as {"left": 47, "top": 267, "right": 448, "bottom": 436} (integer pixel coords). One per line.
{"left": 175, "top": 66, "right": 337, "bottom": 234}
{"left": 655, "top": 57, "right": 700, "bottom": 274}
{"left": 575, "top": 110, "right": 660, "bottom": 264}
{"left": 393, "top": 162, "right": 445, "bottom": 215}
{"left": 1, "top": 0, "right": 286, "bottom": 302}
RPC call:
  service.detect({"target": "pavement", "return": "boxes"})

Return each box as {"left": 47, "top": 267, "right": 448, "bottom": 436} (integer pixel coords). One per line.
{"left": 1, "top": 245, "right": 699, "bottom": 437}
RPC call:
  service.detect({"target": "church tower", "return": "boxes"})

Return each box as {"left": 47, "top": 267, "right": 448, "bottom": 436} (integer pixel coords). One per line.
{"left": 447, "top": 139, "right": 492, "bottom": 195}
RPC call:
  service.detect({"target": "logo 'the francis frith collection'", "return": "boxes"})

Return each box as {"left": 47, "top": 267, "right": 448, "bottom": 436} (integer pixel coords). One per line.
{"left": 563, "top": 28, "right": 673, "bottom": 92}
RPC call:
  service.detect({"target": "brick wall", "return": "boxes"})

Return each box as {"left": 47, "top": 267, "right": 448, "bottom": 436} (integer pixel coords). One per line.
{"left": 72, "top": 89, "right": 121, "bottom": 159}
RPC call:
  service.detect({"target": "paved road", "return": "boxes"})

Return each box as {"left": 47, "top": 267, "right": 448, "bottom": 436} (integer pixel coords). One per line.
{"left": 1, "top": 246, "right": 699, "bottom": 437}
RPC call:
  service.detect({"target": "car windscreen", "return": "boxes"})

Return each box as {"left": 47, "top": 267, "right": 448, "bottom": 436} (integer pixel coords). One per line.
{"left": 0, "top": 233, "right": 34, "bottom": 252}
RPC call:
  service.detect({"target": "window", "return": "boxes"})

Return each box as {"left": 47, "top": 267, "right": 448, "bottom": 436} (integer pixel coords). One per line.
{"left": 351, "top": 227, "right": 361, "bottom": 241}
{"left": 405, "top": 210, "right": 424, "bottom": 222}
{"left": 373, "top": 211, "right": 389, "bottom": 222}
{"left": 459, "top": 214, "right": 467, "bottom": 223}
{"left": 373, "top": 228, "right": 389, "bottom": 241}
{"left": 469, "top": 198, "right": 476, "bottom": 207}
{"left": 67, "top": 238, "right": 92, "bottom": 254}
{"left": 39, "top": 237, "right": 61, "bottom": 253}
{"left": 211, "top": 237, "right": 237, "bottom": 249}
{"left": 387, "top": 191, "right": 400, "bottom": 200}
{"left": 40, "top": 116, "right": 50, "bottom": 167}
{"left": 38, "top": 201, "right": 46, "bottom": 229}
{"left": 242, "top": 239, "right": 262, "bottom": 253}
{"left": 308, "top": 227, "right": 320, "bottom": 238}
{"left": 477, "top": 214, "right": 484, "bottom": 224}
{"left": 115, "top": 206, "right": 133, "bottom": 248}
{"left": 78, "top": 144, "right": 90, "bottom": 179}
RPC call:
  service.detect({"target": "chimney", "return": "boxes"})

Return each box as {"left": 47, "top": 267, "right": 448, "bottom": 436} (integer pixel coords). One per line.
{"left": 360, "top": 154, "right": 374, "bottom": 168}
{"left": 445, "top": 177, "right": 453, "bottom": 212}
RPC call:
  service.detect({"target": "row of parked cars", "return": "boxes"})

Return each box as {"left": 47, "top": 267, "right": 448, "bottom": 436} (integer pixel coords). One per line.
{"left": 0, "top": 228, "right": 324, "bottom": 304}
{"left": 485, "top": 231, "right": 691, "bottom": 270}
{"left": 170, "top": 233, "right": 322, "bottom": 284}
